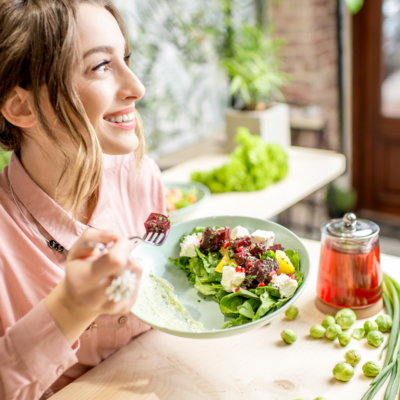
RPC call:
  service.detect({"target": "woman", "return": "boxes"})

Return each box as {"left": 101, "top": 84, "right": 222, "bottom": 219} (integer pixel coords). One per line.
{"left": 0, "top": 1, "right": 165, "bottom": 398}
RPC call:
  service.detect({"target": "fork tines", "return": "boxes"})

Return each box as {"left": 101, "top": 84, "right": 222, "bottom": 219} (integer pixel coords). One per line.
{"left": 144, "top": 231, "right": 168, "bottom": 245}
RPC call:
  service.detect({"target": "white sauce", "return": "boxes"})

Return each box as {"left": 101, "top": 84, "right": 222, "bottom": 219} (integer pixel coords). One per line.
{"left": 134, "top": 272, "right": 205, "bottom": 332}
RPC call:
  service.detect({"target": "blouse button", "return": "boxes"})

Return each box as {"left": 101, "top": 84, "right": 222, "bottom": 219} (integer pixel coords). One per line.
{"left": 118, "top": 316, "right": 127, "bottom": 325}
{"left": 56, "top": 365, "right": 64, "bottom": 375}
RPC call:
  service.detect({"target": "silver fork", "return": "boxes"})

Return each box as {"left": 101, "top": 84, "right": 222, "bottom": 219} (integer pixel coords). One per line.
{"left": 82, "top": 230, "right": 170, "bottom": 251}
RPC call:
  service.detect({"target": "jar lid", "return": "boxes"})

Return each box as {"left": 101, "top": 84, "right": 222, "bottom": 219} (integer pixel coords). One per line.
{"left": 324, "top": 213, "right": 379, "bottom": 239}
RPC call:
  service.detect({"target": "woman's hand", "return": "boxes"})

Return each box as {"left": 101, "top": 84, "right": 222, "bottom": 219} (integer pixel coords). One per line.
{"left": 45, "top": 229, "right": 142, "bottom": 345}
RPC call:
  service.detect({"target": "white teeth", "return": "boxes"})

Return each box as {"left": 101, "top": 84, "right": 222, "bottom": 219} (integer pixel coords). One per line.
{"left": 106, "top": 112, "right": 136, "bottom": 123}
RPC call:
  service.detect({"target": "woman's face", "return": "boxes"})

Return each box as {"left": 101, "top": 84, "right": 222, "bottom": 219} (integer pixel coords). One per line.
{"left": 75, "top": 4, "right": 145, "bottom": 155}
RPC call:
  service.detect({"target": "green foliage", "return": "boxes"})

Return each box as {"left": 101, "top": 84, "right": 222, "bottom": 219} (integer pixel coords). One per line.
{"left": 345, "top": 0, "right": 364, "bottom": 14}
{"left": 326, "top": 183, "right": 357, "bottom": 218}
{"left": 191, "top": 127, "right": 289, "bottom": 193}
{"left": 221, "top": 24, "right": 288, "bottom": 106}
{"left": 0, "top": 151, "right": 11, "bottom": 172}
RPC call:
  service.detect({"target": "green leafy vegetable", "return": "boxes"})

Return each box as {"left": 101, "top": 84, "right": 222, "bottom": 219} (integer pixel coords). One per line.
{"left": 219, "top": 288, "right": 260, "bottom": 316}
{"left": 284, "top": 249, "right": 303, "bottom": 286}
{"left": 194, "top": 277, "right": 223, "bottom": 296}
{"left": 221, "top": 315, "right": 251, "bottom": 329}
{"left": 238, "top": 299, "right": 261, "bottom": 319}
{"left": 253, "top": 292, "right": 276, "bottom": 321}
{"left": 191, "top": 127, "right": 288, "bottom": 193}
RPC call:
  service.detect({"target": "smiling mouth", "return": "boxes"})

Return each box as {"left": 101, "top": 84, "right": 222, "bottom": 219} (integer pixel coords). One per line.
{"left": 104, "top": 112, "right": 135, "bottom": 123}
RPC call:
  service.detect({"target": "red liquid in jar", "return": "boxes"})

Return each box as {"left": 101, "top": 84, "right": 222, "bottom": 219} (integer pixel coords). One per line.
{"left": 317, "top": 241, "right": 382, "bottom": 308}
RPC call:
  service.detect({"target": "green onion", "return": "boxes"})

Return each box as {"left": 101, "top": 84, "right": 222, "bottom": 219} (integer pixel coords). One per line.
{"left": 362, "top": 274, "right": 400, "bottom": 399}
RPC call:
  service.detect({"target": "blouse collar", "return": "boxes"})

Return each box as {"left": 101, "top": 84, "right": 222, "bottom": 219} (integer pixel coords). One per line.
{"left": 8, "top": 152, "right": 117, "bottom": 250}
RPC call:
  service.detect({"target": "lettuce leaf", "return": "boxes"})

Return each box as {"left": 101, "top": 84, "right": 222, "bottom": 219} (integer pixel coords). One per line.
{"left": 191, "top": 127, "right": 289, "bottom": 193}
{"left": 284, "top": 249, "right": 303, "bottom": 287}
{"left": 253, "top": 292, "right": 276, "bottom": 321}
{"left": 238, "top": 299, "right": 261, "bottom": 319}
{"left": 222, "top": 315, "right": 251, "bottom": 329}
{"left": 194, "top": 277, "right": 221, "bottom": 296}
{"left": 219, "top": 288, "right": 259, "bottom": 316}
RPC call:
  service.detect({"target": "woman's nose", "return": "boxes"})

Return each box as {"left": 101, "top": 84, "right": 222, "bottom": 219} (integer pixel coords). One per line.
{"left": 117, "top": 65, "right": 145, "bottom": 101}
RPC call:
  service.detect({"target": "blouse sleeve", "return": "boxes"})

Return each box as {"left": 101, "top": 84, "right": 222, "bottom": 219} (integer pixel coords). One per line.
{"left": 0, "top": 300, "right": 79, "bottom": 400}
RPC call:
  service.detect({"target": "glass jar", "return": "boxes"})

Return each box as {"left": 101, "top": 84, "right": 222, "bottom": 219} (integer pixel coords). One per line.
{"left": 317, "top": 213, "right": 382, "bottom": 309}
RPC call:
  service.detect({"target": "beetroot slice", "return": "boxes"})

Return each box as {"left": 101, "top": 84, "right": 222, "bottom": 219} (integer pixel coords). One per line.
{"left": 144, "top": 213, "right": 171, "bottom": 234}
{"left": 200, "top": 226, "right": 230, "bottom": 252}
{"left": 249, "top": 243, "right": 267, "bottom": 258}
{"left": 231, "top": 237, "right": 252, "bottom": 252}
{"left": 243, "top": 258, "right": 279, "bottom": 288}
{"left": 268, "top": 244, "right": 283, "bottom": 252}
{"left": 234, "top": 249, "right": 252, "bottom": 266}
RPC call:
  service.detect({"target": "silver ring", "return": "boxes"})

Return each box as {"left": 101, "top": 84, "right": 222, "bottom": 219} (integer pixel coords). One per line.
{"left": 105, "top": 270, "right": 137, "bottom": 303}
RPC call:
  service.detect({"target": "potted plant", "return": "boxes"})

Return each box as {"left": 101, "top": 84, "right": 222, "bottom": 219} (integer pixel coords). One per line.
{"left": 221, "top": 24, "right": 290, "bottom": 151}
{"left": 326, "top": 183, "right": 358, "bottom": 219}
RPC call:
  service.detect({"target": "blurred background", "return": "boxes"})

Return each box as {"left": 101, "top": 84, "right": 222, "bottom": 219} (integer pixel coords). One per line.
{"left": 2, "top": 0, "right": 400, "bottom": 255}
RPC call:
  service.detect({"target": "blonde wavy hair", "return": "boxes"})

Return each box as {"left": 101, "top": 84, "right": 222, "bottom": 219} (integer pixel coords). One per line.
{"left": 0, "top": 0, "right": 145, "bottom": 218}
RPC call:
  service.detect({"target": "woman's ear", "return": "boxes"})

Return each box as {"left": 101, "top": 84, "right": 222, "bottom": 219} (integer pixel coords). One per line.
{"left": 0, "top": 86, "right": 36, "bottom": 128}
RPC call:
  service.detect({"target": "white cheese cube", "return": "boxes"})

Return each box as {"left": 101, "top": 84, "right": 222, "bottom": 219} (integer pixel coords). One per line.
{"left": 230, "top": 226, "right": 250, "bottom": 240}
{"left": 251, "top": 230, "right": 275, "bottom": 247}
{"left": 271, "top": 273, "right": 298, "bottom": 298}
{"left": 179, "top": 233, "right": 202, "bottom": 258}
{"left": 221, "top": 266, "right": 245, "bottom": 293}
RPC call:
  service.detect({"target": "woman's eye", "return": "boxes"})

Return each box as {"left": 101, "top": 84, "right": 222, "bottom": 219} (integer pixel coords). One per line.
{"left": 124, "top": 53, "right": 131, "bottom": 63}
{"left": 92, "top": 60, "right": 111, "bottom": 72}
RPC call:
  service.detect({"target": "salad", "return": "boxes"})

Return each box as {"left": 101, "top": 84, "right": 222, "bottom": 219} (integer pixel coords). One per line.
{"left": 169, "top": 225, "right": 303, "bottom": 329}
{"left": 166, "top": 187, "right": 198, "bottom": 212}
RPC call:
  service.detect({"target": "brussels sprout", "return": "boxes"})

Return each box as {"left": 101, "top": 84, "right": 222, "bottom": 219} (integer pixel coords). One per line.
{"left": 310, "top": 324, "right": 326, "bottom": 339}
{"left": 281, "top": 329, "right": 297, "bottom": 344}
{"left": 335, "top": 308, "right": 357, "bottom": 330}
{"left": 285, "top": 305, "right": 299, "bottom": 320}
{"left": 364, "top": 320, "right": 378, "bottom": 334}
{"left": 325, "top": 324, "right": 342, "bottom": 340}
{"left": 338, "top": 332, "right": 351, "bottom": 347}
{"left": 375, "top": 315, "right": 393, "bottom": 332}
{"left": 344, "top": 349, "right": 362, "bottom": 367}
{"left": 362, "top": 361, "right": 381, "bottom": 377}
{"left": 367, "top": 330, "right": 385, "bottom": 347}
{"left": 333, "top": 362, "right": 354, "bottom": 382}
{"left": 313, "top": 398, "right": 327, "bottom": 400}
{"left": 352, "top": 328, "right": 366, "bottom": 340}
{"left": 322, "top": 314, "right": 336, "bottom": 329}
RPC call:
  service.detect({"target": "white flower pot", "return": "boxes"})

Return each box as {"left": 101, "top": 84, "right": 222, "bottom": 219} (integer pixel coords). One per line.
{"left": 225, "top": 102, "right": 291, "bottom": 152}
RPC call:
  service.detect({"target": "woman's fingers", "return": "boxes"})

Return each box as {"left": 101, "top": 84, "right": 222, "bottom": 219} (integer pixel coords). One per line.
{"left": 91, "top": 236, "right": 133, "bottom": 281}
{"left": 68, "top": 228, "right": 120, "bottom": 261}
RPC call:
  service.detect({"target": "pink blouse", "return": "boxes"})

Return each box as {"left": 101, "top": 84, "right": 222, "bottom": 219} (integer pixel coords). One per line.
{"left": 0, "top": 152, "right": 166, "bottom": 399}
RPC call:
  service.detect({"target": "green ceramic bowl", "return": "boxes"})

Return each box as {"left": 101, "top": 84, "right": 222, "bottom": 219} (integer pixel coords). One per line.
{"left": 164, "top": 182, "right": 210, "bottom": 224}
{"left": 131, "top": 215, "right": 310, "bottom": 339}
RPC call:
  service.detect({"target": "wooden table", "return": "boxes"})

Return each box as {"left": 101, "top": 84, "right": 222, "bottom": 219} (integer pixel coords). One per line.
{"left": 161, "top": 146, "right": 346, "bottom": 220}
{"left": 53, "top": 239, "right": 396, "bottom": 400}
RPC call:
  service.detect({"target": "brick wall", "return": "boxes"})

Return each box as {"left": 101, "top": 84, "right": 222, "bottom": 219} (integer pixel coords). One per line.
{"left": 271, "top": 0, "right": 340, "bottom": 151}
